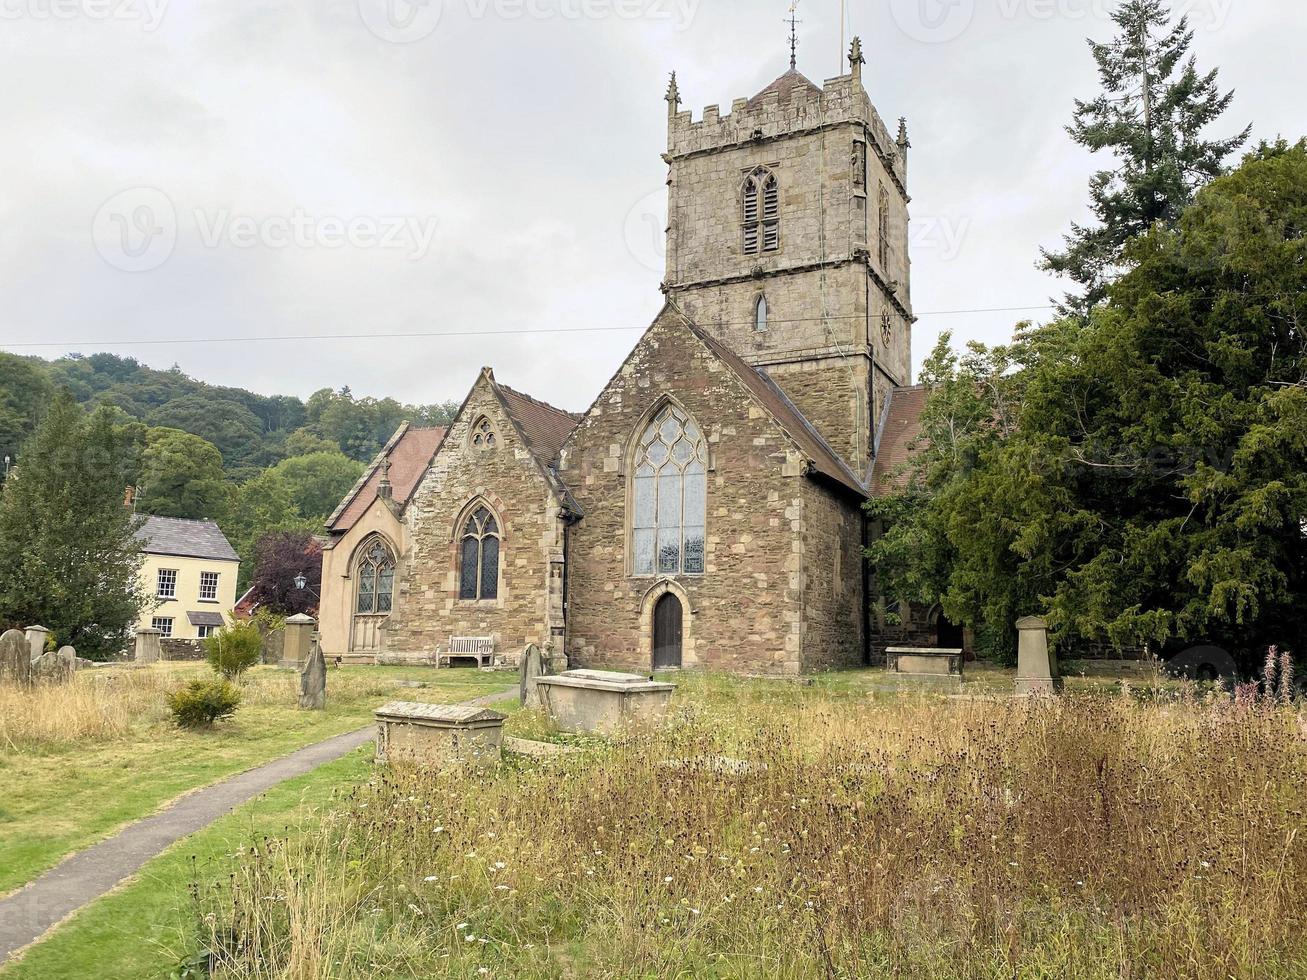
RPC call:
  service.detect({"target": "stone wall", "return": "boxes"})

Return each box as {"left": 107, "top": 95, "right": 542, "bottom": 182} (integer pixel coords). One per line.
{"left": 561, "top": 307, "right": 864, "bottom": 675}
{"left": 800, "top": 479, "right": 866, "bottom": 670}
{"left": 385, "top": 373, "right": 566, "bottom": 662}
{"left": 160, "top": 637, "right": 206, "bottom": 661}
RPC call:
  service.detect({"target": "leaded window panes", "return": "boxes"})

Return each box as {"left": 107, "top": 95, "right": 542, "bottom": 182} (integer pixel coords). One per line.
{"left": 459, "top": 506, "right": 500, "bottom": 600}
{"left": 355, "top": 540, "right": 394, "bottom": 615}
{"left": 632, "top": 405, "right": 707, "bottom": 576}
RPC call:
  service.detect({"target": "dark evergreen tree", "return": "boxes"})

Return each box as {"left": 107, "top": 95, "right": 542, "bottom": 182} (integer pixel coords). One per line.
{"left": 0, "top": 395, "right": 147, "bottom": 657}
{"left": 1041, "top": 0, "right": 1249, "bottom": 316}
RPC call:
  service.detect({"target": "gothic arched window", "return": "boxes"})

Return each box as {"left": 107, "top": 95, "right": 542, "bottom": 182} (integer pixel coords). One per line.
{"left": 631, "top": 404, "right": 707, "bottom": 576}
{"left": 470, "top": 417, "right": 497, "bottom": 450}
{"left": 355, "top": 538, "right": 396, "bottom": 614}
{"left": 459, "top": 505, "right": 500, "bottom": 600}
{"left": 742, "top": 167, "right": 780, "bottom": 255}
{"left": 754, "top": 294, "right": 768, "bottom": 332}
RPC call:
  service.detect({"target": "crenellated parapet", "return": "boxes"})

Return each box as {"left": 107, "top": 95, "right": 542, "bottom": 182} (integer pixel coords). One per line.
{"left": 664, "top": 50, "right": 907, "bottom": 197}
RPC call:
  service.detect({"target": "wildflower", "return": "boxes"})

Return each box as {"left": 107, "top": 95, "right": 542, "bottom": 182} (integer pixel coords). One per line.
{"left": 464, "top": 934, "right": 477, "bottom": 943}
{"left": 424, "top": 876, "right": 439, "bottom": 882}
{"left": 456, "top": 923, "right": 469, "bottom": 931}
{"left": 494, "top": 861, "right": 506, "bottom": 869}
{"left": 664, "top": 876, "right": 674, "bottom": 882}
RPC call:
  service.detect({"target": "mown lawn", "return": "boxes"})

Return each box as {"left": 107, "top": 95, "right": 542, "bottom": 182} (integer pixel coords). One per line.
{"left": 0, "top": 663, "right": 511, "bottom": 897}
{"left": 0, "top": 747, "right": 374, "bottom": 980}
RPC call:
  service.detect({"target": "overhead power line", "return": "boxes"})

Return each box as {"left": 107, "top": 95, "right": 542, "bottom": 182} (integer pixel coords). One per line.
{"left": 0, "top": 305, "right": 1055, "bottom": 350}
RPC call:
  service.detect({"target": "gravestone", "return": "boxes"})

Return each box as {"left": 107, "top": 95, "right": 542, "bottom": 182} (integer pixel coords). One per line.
{"left": 519, "top": 643, "right": 547, "bottom": 707}
{"left": 57, "top": 646, "right": 78, "bottom": 673}
{"left": 134, "top": 627, "right": 161, "bottom": 664}
{"left": 374, "top": 701, "right": 507, "bottom": 768}
{"left": 298, "top": 644, "right": 327, "bottom": 710}
{"left": 1015, "top": 616, "right": 1062, "bottom": 696}
{"left": 25, "top": 625, "right": 50, "bottom": 662}
{"left": 1, "top": 629, "right": 32, "bottom": 686}
{"left": 281, "top": 614, "right": 314, "bottom": 669}
{"left": 31, "top": 650, "right": 73, "bottom": 683}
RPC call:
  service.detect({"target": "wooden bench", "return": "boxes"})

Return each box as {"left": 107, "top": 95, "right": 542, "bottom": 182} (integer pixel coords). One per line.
{"left": 441, "top": 636, "right": 495, "bottom": 669}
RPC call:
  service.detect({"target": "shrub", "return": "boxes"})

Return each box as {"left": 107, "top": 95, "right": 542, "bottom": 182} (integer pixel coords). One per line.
{"left": 167, "top": 679, "right": 241, "bottom": 728}
{"left": 204, "top": 622, "right": 263, "bottom": 680}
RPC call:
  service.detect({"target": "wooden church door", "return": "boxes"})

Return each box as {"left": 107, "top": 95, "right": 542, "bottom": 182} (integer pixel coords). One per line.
{"left": 652, "top": 593, "right": 683, "bottom": 670}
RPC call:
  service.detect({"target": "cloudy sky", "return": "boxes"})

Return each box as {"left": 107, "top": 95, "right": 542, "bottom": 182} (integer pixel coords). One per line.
{"left": 1, "top": 0, "right": 1301, "bottom": 413}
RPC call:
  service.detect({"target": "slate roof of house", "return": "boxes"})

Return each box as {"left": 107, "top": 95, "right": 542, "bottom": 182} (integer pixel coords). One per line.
{"left": 685, "top": 320, "right": 867, "bottom": 499}
{"left": 328, "top": 423, "right": 447, "bottom": 532}
{"left": 870, "top": 385, "right": 929, "bottom": 497}
{"left": 497, "top": 383, "right": 581, "bottom": 465}
{"left": 747, "top": 67, "right": 822, "bottom": 108}
{"left": 187, "top": 610, "right": 225, "bottom": 627}
{"left": 135, "top": 516, "right": 239, "bottom": 562}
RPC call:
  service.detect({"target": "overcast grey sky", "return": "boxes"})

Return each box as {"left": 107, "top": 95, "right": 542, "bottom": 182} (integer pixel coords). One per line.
{"left": 1, "top": 0, "right": 1301, "bottom": 413}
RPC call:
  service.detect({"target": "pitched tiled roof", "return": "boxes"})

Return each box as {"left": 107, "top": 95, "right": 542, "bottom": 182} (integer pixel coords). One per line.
{"left": 684, "top": 320, "right": 866, "bottom": 499}
{"left": 497, "top": 383, "right": 580, "bottom": 465}
{"left": 135, "top": 516, "right": 239, "bottom": 561}
{"left": 870, "top": 385, "right": 929, "bottom": 497}
{"left": 747, "top": 67, "right": 822, "bottom": 108}
{"left": 328, "top": 424, "right": 446, "bottom": 532}
{"left": 187, "top": 610, "right": 225, "bottom": 627}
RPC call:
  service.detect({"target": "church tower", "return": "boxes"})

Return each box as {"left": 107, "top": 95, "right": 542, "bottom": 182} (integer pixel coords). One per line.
{"left": 662, "top": 37, "right": 913, "bottom": 476}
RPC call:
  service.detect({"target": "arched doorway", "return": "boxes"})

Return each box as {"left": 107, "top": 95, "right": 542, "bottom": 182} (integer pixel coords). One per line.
{"left": 652, "top": 592, "right": 683, "bottom": 670}
{"left": 351, "top": 537, "right": 395, "bottom": 653}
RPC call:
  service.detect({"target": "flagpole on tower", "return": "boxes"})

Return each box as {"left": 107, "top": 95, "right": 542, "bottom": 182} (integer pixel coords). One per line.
{"left": 840, "top": 0, "right": 846, "bottom": 74}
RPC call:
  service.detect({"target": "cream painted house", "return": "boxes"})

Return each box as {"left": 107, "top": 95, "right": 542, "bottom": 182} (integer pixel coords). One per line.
{"left": 135, "top": 516, "right": 240, "bottom": 640}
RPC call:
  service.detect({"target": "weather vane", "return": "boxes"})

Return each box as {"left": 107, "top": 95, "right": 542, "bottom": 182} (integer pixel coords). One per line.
{"left": 787, "top": 0, "right": 801, "bottom": 69}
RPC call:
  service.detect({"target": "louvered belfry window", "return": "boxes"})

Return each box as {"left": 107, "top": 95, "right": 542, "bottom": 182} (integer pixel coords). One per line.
{"left": 742, "top": 167, "right": 779, "bottom": 255}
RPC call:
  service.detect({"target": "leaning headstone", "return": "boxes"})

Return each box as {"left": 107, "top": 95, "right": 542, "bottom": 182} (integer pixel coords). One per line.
{"left": 134, "top": 627, "right": 161, "bottom": 665}
{"left": 1015, "top": 616, "right": 1062, "bottom": 696}
{"left": 298, "top": 643, "right": 327, "bottom": 710}
{"left": 57, "top": 646, "right": 78, "bottom": 672}
{"left": 31, "top": 651, "right": 72, "bottom": 684}
{"left": 281, "top": 614, "right": 315, "bottom": 669}
{"left": 519, "top": 643, "right": 547, "bottom": 707}
{"left": 25, "top": 625, "right": 50, "bottom": 663}
{"left": 1, "top": 629, "right": 33, "bottom": 686}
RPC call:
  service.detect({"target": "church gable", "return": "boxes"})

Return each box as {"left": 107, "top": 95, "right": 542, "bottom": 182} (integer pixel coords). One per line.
{"left": 382, "top": 368, "right": 569, "bottom": 660}
{"left": 560, "top": 303, "right": 861, "bottom": 675}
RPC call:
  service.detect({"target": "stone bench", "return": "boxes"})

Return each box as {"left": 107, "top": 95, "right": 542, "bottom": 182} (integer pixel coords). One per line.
{"left": 886, "top": 647, "right": 964, "bottom": 690}
{"left": 536, "top": 669, "right": 675, "bottom": 735}
{"left": 374, "top": 701, "right": 507, "bottom": 768}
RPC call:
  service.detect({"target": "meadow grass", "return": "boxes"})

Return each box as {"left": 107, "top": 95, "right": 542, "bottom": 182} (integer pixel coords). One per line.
{"left": 195, "top": 675, "right": 1307, "bottom": 978}
{"left": 0, "top": 663, "right": 510, "bottom": 895}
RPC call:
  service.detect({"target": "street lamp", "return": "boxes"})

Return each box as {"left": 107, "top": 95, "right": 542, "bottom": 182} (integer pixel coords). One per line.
{"left": 294, "top": 573, "right": 307, "bottom": 590}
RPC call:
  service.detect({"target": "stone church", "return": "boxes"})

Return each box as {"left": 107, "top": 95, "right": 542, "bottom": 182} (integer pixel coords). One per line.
{"left": 318, "top": 40, "right": 931, "bottom": 675}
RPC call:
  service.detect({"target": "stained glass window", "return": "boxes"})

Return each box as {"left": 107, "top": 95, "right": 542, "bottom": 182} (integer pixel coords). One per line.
{"left": 631, "top": 405, "right": 707, "bottom": 576}
{"left": 459, "top": 505, "right": 501, "bottom": 600}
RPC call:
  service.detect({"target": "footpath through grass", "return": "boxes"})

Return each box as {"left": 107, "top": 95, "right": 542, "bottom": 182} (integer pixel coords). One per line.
{"left": 0, "top": 747, "right": 374, "bottom": 980}
{"left": 0, "top": 663, "right": 508, "bottom": 896}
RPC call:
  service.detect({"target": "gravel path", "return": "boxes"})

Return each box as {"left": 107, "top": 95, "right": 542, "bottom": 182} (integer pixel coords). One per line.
{"left": 0, "top": 686, "right": 516, "bottom": 966}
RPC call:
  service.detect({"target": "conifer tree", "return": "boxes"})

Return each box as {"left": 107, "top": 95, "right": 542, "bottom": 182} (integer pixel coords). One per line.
{"left": 0, "top": 394, "right": 147, "bottom": 657}
{"left": 1042, "top": 0, "right": 1249, "bottom": 316}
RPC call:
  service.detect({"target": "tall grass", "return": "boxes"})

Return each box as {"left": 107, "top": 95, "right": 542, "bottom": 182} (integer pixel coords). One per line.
{"left": 198, "top": 681, "right": 1307, "bottom": 978}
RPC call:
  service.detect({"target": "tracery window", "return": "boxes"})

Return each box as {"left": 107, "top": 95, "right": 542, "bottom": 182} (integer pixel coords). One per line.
{"left": 755, "top": 294, "right": 768, "bottom": 332}
{"left": 742, "top": 167, "right": 780, "bottom": 255}
{"left": 459, "top": 505, "right": 500, "bottom": 600}
{"left": 631, "top": 404, "right": 707, "bottom": 576}
{"left": 471, "top": 417, "right": 497, "bottom": 450}
{"left": 355, "top": 539, "right": 395, "bottom": 614}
